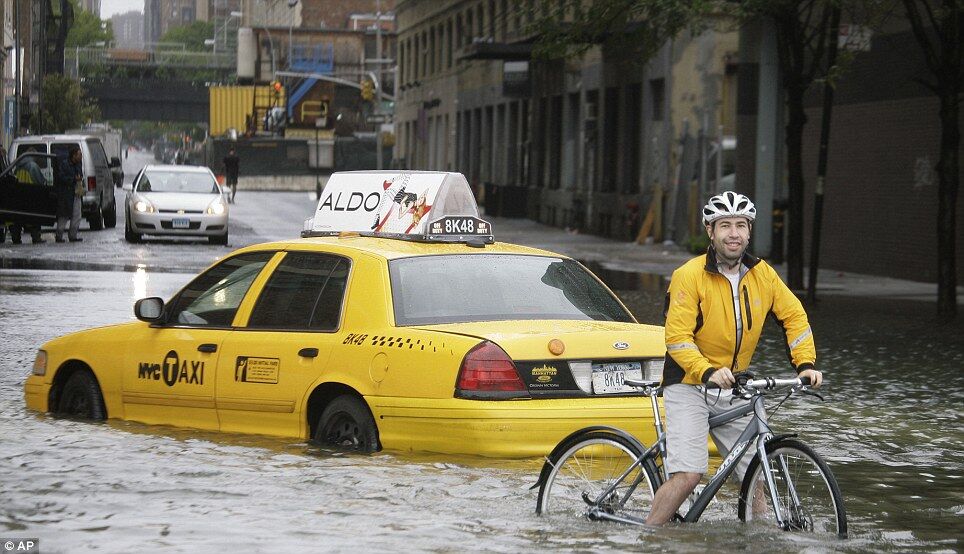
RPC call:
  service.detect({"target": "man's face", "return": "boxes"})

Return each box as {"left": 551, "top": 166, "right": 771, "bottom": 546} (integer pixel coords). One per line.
{"left": 706, "top": 216, "right": 751, "bottom": 265}
{"left": 71, "top": 150, "right": 82, "bottom": 164}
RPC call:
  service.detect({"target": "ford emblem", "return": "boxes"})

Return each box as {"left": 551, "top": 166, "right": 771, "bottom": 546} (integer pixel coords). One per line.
{"left": 613, "top": 341, "right": 630, "bottom": 350}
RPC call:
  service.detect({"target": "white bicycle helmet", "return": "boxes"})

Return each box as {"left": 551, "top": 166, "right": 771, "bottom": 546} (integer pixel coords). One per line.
{"left": 702, "top": 191, "right": 756, "bottom": 225}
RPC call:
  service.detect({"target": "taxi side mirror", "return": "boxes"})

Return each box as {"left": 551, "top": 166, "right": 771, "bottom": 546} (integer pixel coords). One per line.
{"left": 135, "top": 297, "right": 165, "bottom": 322}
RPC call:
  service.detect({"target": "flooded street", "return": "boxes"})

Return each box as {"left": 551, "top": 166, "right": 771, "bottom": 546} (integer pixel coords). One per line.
{"left": 1, "top": 267, "right": 962, "bottom": 552}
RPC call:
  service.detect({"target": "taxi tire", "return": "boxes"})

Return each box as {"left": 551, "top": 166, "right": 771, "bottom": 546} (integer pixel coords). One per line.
{"left": 314, "top": 396, "right": 379, "bottom": 453}
{"left": 58, "top": 370, "right": 106, "bottom": 420}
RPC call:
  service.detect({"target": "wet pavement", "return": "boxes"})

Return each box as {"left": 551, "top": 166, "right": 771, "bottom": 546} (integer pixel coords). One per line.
{"left": 1, "top": 166, "right": 962, "bottom": 551}
{"left": 0, "top": 268, "right": 961, "bottom": 552}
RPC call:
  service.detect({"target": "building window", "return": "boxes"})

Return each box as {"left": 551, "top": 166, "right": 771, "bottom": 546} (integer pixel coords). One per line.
{"left": 602, "top": 87, "right": 619, "bottom": 193}
{"left": 447, "top": 19, "right": 454, "bottom": 67}
{"left": 650, "top": 78, "right": 665, "bottom": 122}
{"left": 623, "top": 83, "right": 641, "bottom": 194}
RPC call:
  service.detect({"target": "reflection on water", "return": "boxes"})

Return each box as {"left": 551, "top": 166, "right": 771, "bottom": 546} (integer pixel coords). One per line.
{"left": 131, "top": 264, "right": 149, "bottom": 302}
{"left": 1, "top": 268, "right": 962, "bottom": 552}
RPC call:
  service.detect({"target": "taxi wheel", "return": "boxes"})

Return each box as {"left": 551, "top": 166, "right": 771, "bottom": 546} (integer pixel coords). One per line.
{"left": 314, "top": 396, "right": 379, "bottom": 452}
{"left": 57, "top": 370, "right": 106, "bottom": 420}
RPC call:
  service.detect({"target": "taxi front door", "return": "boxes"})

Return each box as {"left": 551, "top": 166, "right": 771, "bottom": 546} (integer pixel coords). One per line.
{"left": 122, "top": 327, "right": 225, "bottom": 430}
{"left": 215, "top": 252, "right": 348, "bottom": 438}
{"left": 121, "top": 252, "right": 276, "bottom": 430}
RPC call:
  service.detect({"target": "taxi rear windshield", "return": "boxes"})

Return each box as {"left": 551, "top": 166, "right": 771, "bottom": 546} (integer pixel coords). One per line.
{"left": 389, "top": 254, "right": 634, "bottom": 325}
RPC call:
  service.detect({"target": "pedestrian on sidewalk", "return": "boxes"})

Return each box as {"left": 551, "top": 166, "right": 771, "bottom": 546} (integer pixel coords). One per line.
{"left": 223, "top": 147, "right": 240, "bottom": 204}
{"left": 55, "top": 146, "right": 83, "bottom": 243}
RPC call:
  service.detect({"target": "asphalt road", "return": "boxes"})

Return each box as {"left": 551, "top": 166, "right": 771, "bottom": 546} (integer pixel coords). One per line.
{"left": 0, "top": 150, "right": 320, "bottom": 273}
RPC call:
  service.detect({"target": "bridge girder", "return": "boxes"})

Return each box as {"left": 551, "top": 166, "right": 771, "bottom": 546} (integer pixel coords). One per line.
{"left": 83, "top": 80, "right": 209, "bottom": 123}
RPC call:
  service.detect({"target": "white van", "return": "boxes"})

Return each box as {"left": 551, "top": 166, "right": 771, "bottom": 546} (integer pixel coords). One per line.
{"left": 8, "top": 134, "right": 119, "bottom": 230}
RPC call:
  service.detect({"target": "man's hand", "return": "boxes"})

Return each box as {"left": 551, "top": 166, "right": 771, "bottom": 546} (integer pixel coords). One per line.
{"left": 799, "top": 368, "right": 823, "bottom": 388}
{"left": 707, "top": 367, "right": 735, "bottom": 389}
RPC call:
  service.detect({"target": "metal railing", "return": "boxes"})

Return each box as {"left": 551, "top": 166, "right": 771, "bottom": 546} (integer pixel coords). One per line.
{"left": 66, "top": 46, "right": 236, "bottom": 77}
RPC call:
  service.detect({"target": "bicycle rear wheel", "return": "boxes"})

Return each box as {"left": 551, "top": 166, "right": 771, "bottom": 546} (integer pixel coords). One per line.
{"left": 537, "top": 431, "right": 658, "bottom": 523}
{"left": 738, "top": 438, "right": 847, "bottom": 538}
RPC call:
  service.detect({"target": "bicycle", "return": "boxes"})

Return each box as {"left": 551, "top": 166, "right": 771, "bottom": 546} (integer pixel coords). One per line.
{"left": 534, "top": 374, "right": 847, "bottom": 538}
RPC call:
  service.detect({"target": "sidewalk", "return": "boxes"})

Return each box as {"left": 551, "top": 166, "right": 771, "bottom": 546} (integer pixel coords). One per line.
{"left": 488, "top": 216, "right": 962, "bottom": 303}
{"left": 0, "top": 194, "right": 957, "bottom": 304}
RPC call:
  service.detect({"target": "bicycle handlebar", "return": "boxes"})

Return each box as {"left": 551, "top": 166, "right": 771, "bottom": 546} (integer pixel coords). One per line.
{"left": 704, "top": 375, "right": 811, "bottom": 390}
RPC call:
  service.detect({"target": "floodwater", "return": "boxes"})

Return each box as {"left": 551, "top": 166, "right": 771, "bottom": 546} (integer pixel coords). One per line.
{"left": 0, "top": 267, "right": 962, "bottom": 553}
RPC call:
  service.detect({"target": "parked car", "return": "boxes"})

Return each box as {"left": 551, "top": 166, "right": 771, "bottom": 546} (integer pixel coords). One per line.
{"left": 9, "top": 134, "right": 119, "bottom": 230}
{"left": 24, "top": 171, "right": 666, "bottom": 458}
{"left": 0, "top": 151, "right": 59, "bottom": 228}
{"left": 125, "top": 164, "right": 229, "bottom": 244}
{"left": 67, "top": 125, "right": 124, "bottom": 187}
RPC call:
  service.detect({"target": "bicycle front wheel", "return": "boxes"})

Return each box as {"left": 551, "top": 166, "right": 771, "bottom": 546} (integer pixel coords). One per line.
{"left": 738, "top": 438, "right": 847, "bottom": 538}
{"left": 537, "top": 431, "right": 657, "bottom": 522}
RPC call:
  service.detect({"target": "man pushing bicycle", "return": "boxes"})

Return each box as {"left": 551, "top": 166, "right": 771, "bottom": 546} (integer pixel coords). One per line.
{"left": 646, "top": 191, "right": 823, "bottom": 526}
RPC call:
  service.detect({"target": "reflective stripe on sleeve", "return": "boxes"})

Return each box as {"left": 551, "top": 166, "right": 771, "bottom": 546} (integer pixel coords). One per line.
{"left": 666, "top": 342, "right": 699, "bottom": 351}
{"left": 788, "top": 327, "right": 813, "bottom": 350}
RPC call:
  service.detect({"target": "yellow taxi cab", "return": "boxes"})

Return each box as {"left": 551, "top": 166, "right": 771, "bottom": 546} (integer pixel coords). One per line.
{"left": 24, "top": 171, "right": 666, "bottom": 458}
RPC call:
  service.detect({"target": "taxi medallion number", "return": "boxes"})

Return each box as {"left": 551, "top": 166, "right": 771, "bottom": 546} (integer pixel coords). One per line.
{"left": 591, "top": 362, "right": 643, "bottom": 394}
{"left": 430, "top": 216, "right": 489, "bottom": 236}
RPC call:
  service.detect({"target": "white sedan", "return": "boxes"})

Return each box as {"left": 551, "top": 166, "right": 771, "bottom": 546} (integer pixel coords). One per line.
{"left": 125, "top": 165, "right": 229, "bottom": 244}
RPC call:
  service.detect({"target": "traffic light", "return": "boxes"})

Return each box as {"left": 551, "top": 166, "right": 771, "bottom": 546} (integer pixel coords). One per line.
{"left": 360, "top": 78, "right": 374, "bottom": 101}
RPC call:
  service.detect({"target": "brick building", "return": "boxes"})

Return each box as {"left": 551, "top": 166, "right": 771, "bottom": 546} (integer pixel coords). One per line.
{"left": 395, "top": 0, "right": 738, "bottom": 243}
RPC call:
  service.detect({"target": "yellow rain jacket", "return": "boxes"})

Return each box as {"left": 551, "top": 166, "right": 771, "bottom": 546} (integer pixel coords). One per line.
{"left": 663, "top": 248, "right": 816, "bottom": 386}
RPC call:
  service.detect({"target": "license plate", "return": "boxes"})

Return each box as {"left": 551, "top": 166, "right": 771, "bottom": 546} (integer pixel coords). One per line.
{"left": 172, "top": 218, "right": 190, "bottom": 229}
{"left": 591, "top": 362, "right": 643, "bottom": 394}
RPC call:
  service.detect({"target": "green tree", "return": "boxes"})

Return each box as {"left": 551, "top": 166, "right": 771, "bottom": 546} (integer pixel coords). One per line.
{"left": 160, "top": 21, "right": 216, "bottom": 51}
{"left": 66, "top": 0, "right": 113, "bottom": 48}
{"left": 902, "top": 0, "right": 962, "bottom": 321}
{"left": 33, "top": 74, "right": 100, "bottom": 133}
{"left": 528, "top": 0, "right": 710, "bottom": 60}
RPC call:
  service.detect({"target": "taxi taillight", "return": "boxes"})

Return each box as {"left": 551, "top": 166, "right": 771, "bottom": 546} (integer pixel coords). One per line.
{"left": 87, "top": 176, "right": 96, "bottom": 191}
{"left": 455, "top": 341, "right": 529, "bottom": 399}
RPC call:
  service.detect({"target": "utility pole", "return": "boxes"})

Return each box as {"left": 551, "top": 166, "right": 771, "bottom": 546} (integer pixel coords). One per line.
{"left": 375, "top": 0, "right": 383, "bottom": 170}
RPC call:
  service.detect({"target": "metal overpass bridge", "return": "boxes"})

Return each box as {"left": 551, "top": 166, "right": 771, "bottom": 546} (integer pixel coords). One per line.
{"left": 68, "top": 47, "right": 236, "bottom": 122}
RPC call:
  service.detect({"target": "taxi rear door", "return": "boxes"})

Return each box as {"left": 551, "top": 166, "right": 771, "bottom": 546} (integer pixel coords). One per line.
{"left": 216, "top": 251, "right": 350, "bottom": 438}
{"left": 122, "top": 251, "right": 276, "bottom": 429}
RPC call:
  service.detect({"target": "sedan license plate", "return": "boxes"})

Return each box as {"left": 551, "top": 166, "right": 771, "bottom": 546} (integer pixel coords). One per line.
{"left": 591, "top": 362, "right": 643, "bottom": 394}
{"left": 172, "top": 218, "right": 190, "bottom": 229}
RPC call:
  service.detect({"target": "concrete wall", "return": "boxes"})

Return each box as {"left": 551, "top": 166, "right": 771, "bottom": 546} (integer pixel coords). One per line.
{"left": 738, "top": 21, "right": 964, "bottom": 284}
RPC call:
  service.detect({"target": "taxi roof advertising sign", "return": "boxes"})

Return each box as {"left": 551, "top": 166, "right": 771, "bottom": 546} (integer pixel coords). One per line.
{"left": 304, "top": 171, "right": 492, "bottom": 243}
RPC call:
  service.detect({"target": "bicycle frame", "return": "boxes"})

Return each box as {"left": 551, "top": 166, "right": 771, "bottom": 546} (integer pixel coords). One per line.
{"left": 586, "top": 386, "right": 796, "bottom": 528}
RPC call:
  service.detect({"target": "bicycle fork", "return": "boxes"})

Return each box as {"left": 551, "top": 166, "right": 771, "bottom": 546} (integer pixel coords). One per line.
{"left": 756, "top": 436, "right": 806, "bottom": 531}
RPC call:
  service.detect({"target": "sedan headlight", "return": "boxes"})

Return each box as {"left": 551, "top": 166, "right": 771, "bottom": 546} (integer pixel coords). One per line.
{"left": 133, "top": 198, "right": 156, "bottom": 213}
{"left": 32, "top": 350, "right": 47, "bottom": 376}
{"left": 206, "top": 197, "right": 226, "bottom": 215}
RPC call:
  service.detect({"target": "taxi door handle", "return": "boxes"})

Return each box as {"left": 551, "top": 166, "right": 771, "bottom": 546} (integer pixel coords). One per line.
{"left": 197, "top": 343, "right": 218, "bottom": 353}
{"left": 298, "top": 348, "right": 319, "bottom": 358}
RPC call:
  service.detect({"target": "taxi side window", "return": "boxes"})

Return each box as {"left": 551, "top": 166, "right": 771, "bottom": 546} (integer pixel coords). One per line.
{"left": 247, "top": 253, "right": 349, "bottom": 331}
{"left": 167, "top": 252, "right": 274, "bottom": 327}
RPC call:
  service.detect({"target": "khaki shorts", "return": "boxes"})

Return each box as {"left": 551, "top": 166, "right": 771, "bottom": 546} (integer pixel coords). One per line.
{"left": 663, "top": 383, "right": 763, "bottom": 481}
